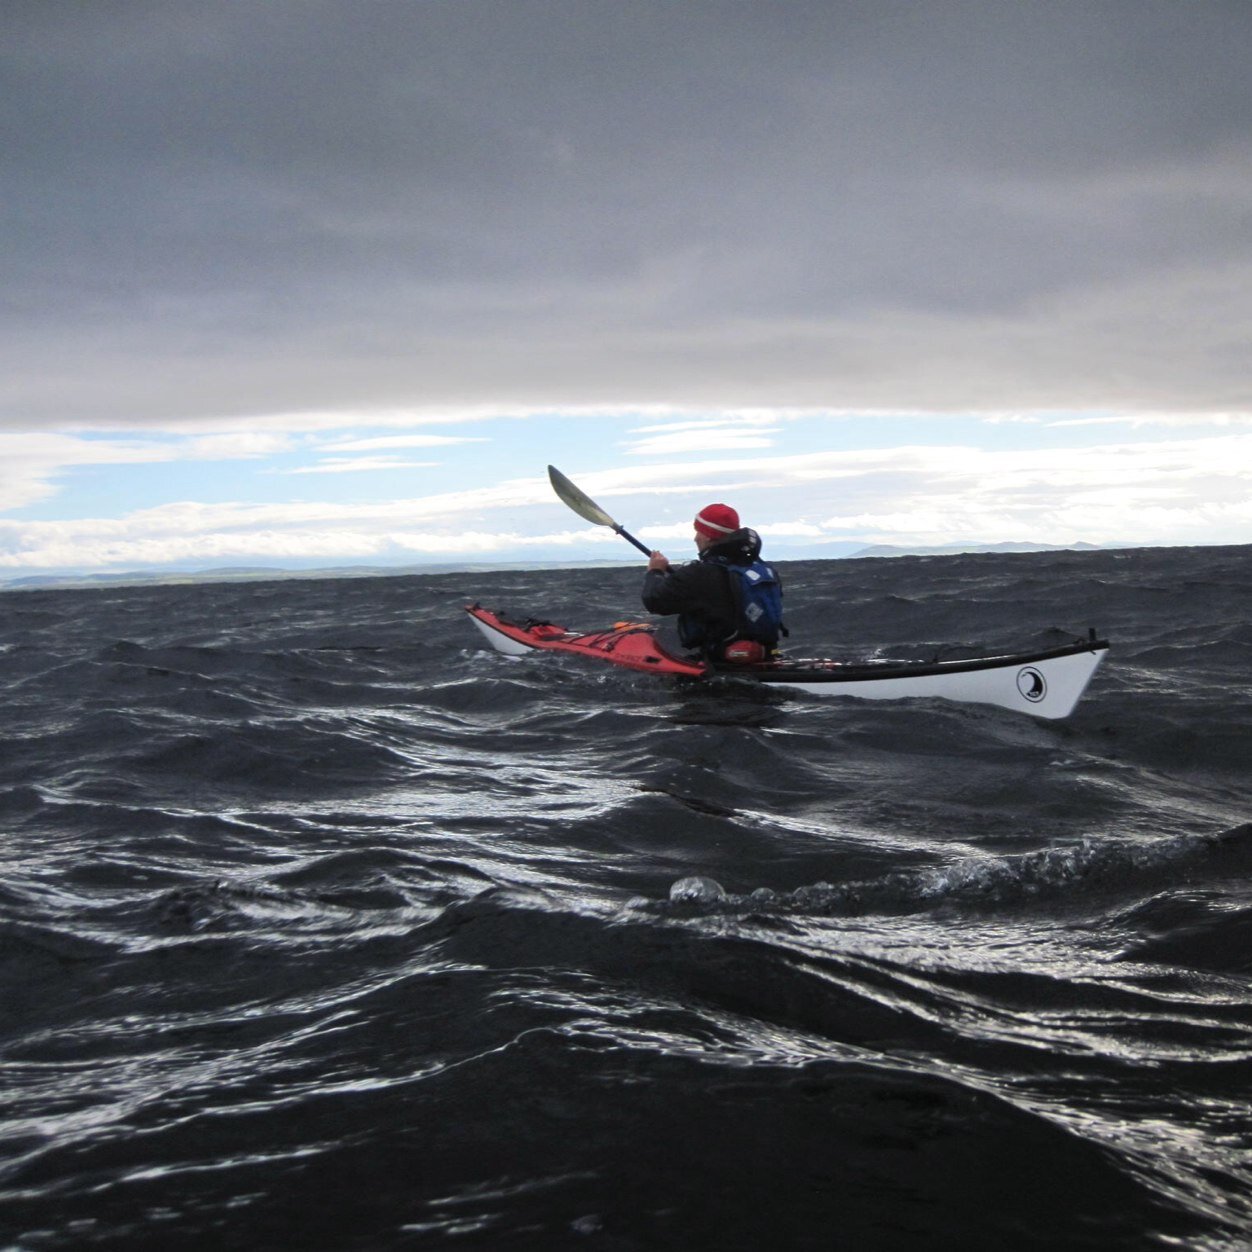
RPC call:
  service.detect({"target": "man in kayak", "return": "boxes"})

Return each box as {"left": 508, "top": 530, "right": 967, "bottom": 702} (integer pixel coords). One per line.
{"left": 642, "top": 503, "right": 785, "bottom": 662}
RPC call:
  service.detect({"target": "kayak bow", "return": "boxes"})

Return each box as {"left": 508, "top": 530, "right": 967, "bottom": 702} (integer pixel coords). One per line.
{"left": 466, "top": 606, "right": 707, "bottom": 676}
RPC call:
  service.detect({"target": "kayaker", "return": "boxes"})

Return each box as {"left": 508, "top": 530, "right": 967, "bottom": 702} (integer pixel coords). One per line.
{"left": 642, "top": 503, "right": 785, "bottom": 662}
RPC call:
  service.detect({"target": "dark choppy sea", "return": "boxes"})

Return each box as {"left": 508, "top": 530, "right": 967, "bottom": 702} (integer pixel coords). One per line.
{"left": 2, "top": 544, "right": 1251, "bottom": 1250}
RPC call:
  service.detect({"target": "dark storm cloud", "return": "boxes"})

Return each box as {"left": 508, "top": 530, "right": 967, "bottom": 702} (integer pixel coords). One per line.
{"left": 4, "top": 0, "right": 1251, "bottom": 425}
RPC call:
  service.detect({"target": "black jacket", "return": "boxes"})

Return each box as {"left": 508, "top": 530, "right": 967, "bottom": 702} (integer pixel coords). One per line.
{"left": 640, "top": 528, "right": 774, "bottom": 654}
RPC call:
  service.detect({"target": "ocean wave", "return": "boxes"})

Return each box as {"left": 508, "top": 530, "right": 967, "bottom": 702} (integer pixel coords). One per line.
{"left": 3, "top": 545, "right": 1252, "bottom": 1247}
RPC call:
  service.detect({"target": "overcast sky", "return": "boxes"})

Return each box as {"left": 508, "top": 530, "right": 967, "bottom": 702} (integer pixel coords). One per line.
{"left": 3, "top": 0, "right": 1251, "bottom": 578}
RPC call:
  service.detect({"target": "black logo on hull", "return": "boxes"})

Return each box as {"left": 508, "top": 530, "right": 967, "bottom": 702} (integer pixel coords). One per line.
{"left": 1016, "top": 667, "right": 1046, "bottom": 702}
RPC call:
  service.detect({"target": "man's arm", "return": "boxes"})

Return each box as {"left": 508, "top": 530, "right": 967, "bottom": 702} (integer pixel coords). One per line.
{"left": 642, "top": 557, "right": 708, "bottom": 615}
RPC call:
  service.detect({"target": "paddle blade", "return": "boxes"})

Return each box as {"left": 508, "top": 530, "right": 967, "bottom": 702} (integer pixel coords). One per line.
{"left": 547, "top": 465, "right": 620, "bottom": 529}
{"left": 548, "top": 465, "right": 654, "bottom": 557}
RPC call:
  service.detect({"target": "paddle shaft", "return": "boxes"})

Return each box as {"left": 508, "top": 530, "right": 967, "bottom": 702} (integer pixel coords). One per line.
{"left": 613, "top": 525, "right": 652, "bottom": 557}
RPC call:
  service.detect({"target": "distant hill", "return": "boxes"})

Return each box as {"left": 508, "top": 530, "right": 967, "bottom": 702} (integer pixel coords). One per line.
{"left": 0, "top": 560, "right": 633, "bottom": 593}
{"left": 2, "top": 545, "right": 1123, "bottom": 591}
{"left": 849, "top": 542, "right": 1105, "bottom": 559}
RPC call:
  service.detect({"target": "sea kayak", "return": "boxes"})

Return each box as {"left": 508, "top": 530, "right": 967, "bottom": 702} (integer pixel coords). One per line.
{"left": 465, "top": 605, "right": 1109, "bottom": 719}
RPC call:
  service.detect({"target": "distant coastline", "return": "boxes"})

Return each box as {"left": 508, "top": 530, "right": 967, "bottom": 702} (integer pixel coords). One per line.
{"left": 0, "top": 559, "right": 638, "bottom": 593}
{"left": 0, "top": 541, "right": 1148, "bottom": 593}
{"left": 849, "top": 541, "right": 1106, "bottom": 558}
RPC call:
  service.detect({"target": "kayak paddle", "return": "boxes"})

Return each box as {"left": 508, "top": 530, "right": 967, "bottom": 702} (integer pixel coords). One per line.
{"left": 547, "top": 465, "right": 652, "bottom": 557}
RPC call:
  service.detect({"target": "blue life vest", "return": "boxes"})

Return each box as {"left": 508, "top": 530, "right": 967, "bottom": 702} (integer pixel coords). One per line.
{"left": 719, "top": 558, "right": 786, "bottom": 645}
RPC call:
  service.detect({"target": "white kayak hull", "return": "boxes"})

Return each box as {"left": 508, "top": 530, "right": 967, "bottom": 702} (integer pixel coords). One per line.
{"left": 751, "top": 644, "right": 1107, "bottom": 719}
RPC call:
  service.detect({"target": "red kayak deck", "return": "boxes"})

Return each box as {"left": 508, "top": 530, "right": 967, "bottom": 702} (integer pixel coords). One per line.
{"left": 465, "top": 606, "right": 708, "bottom": 676}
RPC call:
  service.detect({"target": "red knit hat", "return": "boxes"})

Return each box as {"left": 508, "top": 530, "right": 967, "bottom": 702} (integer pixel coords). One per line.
{"left": 694, "top": 503, "right": 740, "bottom": 539}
